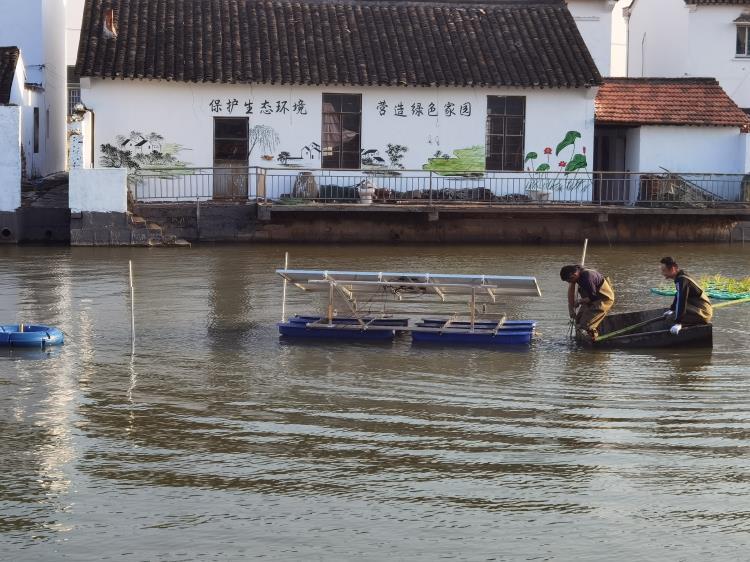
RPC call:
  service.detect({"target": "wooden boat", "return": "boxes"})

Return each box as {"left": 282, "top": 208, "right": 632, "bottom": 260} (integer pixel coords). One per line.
{"left": 580, "top": 308, "right": 712, "bottom": 349}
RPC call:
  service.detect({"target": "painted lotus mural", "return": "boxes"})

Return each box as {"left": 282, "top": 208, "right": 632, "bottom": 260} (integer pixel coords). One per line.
{"left": 524, "top": 131, "right": 590, "bottom": 195}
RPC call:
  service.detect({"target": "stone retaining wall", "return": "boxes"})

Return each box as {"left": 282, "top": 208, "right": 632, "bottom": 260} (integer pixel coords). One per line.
{"left": 132, "top": 203, "right": 741, "bottom": 244}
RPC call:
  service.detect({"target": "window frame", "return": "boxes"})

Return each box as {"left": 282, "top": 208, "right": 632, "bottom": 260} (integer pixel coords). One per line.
{"left": 213, "top": 116, "right": 249, "bottom": 163}
{"left": 485, "top": 95, "right": 526, "bottom": 172}
{"left": 737, "top": 24, "right": 750, "bottom": 57}
{"left": 321, "top": 93, "right": 362, "bottom": 170}
{"left": 33, "top": 107, "right": 39, "bottom": 154}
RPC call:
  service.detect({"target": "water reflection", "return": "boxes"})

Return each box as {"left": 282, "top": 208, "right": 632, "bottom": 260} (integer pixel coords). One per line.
{"left": 0, "top": 243, "right": 749, "bottom": 559}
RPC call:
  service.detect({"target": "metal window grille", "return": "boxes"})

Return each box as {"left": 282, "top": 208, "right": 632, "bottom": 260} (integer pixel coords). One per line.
{"left": 321, "top": 93, "right": 362, "bottom": 170}
{"left": 737, "top": 25, "right": 750, "bottom": 57}
{"left": 68, "top": 87, "right": 81, "bottom": 117}
{"left": 485, "top": 96, "right": 526, "bottom": 172}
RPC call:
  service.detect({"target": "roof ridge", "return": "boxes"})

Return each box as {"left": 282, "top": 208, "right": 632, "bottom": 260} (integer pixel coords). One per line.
{"left": 603, "top": 77, "right": 720, "bottom": 83}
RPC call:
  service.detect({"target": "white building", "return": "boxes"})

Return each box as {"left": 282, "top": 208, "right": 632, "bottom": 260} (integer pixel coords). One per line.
{"left": 76, "top": 0, "right": 603, "bottom": 201}
{"left": 0, "top": 0, "right": 67, "bottom": 178}
{"left": 567, "top": 0, "right": 619, "bottom": 76}
{"left": 624, "top": 0, "right": 750, "bottom": 109}
{"left": 594, "top": 77, "right": 750, "bottom": 202}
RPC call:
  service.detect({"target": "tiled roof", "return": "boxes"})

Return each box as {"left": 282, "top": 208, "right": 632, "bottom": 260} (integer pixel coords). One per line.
{"left": 0, "top": 46, "right": 19, "bottom": 105}
{"left": 595, "top": 78, "right": 750, "bottom": 128}
{"left": 75, "top": 0, "right": 602, "bottom": 88}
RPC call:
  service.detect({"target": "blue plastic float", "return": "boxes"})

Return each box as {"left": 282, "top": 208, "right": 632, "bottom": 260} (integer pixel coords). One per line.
{"left": 276, "top": 269, "right": 542, "bottom": 347}
{"left": 0, "top": 324, "right": 64, "bottom": 348}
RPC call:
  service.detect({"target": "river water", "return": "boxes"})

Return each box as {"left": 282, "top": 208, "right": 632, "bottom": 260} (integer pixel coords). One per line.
{"left": 0, "top": 243, "right": 749, "bottom": 561}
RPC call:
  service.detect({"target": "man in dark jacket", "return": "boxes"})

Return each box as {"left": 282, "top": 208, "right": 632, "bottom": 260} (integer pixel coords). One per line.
{"left": 560, "top": 264, "right": 615, "bottom": 341}
{"left": 659, "top": 257, "right": 713, "bottom": 335}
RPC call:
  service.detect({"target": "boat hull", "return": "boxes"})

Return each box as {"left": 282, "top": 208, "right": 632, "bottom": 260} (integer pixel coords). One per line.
{"left": 580, "top": 308, "right": 713, "bottom": 349}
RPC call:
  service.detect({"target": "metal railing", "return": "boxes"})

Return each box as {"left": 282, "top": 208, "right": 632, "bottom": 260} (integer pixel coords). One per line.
{"left": 130, "top": 167, "right": 750, "bottom": 207}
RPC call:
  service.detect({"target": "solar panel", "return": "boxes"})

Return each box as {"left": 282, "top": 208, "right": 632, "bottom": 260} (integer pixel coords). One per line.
{"left": 277, "top": 269, "right": 541, "bottom": 298}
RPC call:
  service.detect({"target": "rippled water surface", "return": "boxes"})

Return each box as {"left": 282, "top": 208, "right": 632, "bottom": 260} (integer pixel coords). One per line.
{"left": 1, "top": 243, "right": 749, "bottom": 560}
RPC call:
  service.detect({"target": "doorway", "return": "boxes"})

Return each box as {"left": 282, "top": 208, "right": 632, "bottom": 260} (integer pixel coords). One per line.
{"left": 213, "top": 117, "right": 249, "bottom": 199}
{"left": 593, "top": 126, "right": 629, "bottom": 204}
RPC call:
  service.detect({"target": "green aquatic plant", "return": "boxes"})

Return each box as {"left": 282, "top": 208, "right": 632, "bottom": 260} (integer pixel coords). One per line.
{"left": 653, "top": 275, "right": 750, "bottom": 300}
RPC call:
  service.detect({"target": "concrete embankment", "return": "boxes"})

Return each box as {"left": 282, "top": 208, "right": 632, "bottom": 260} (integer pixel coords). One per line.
{"left": 132, "top": 202, "right": 750, "bottom": 244}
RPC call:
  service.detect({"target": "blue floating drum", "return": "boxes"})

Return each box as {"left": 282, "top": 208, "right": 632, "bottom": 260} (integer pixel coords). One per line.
{"left": 0, "top": 324, "right": 64, "bottom": 348}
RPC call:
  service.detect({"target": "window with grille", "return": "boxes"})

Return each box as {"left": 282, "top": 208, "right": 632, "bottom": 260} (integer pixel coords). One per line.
{"left": 68, "top": 88, "right": 81, "bottom": 116}
{"left": 321, "top": 94, "right": 362, "bottom": 169}
{"left": 737, "top": 25, "right": 750, "bottom": 57}
{"left": 485, "top": 96, "right": 526, "bottom": 172}
{"left": 67, "top": 66, "right": 81, "bottom": 117}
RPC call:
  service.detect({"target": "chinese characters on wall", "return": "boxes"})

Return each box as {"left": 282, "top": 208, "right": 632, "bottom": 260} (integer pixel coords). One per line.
{"left": 208, "top": 97, "right": 473, "bottom": 118}
{"left": 209, "top": 98, "right": 308, "bottom": 115}
{"left": 376, "top": 100, "right": 472, "bottom": 118}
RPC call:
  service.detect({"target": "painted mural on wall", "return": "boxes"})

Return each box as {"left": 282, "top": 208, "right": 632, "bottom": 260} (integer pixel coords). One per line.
{"left": 206, "top": 95, "right": 477, "bottom": 171}
{"left": 422, "top": 146, "right": 485, "bottom": 175}
{"left": 277, "top": 142, "right": 321, "bottom": 167}
{"left": 99, "top": 131, "right": 191, "bottom": 171}
{"left": 524, "top": 131, "right": 589, "bottom": 194}
{"left": 249, "top": 125, "right": 279, "bottom": 161}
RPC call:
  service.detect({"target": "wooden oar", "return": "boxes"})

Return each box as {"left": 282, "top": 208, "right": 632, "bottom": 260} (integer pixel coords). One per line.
{"left": 595, "top": 316, "right": 664, "bottom": 343}
{"left": 596, "top": 296, "right": 750, "bottom": 343}
{"left": 713, "top": 296, "right": 750, "bottom": 309}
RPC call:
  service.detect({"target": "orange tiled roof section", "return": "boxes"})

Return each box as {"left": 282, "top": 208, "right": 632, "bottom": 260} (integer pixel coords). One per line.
{"left": 596, "top": 78, "right": 750, "bottom": 130}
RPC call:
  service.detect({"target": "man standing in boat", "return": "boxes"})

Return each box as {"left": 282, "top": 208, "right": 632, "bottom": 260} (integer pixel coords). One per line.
{"left": 560, "top": 265, "right": 615, "bottom": 341}
{"left": 659, "top": 257, "right": 713, "bottom": 335}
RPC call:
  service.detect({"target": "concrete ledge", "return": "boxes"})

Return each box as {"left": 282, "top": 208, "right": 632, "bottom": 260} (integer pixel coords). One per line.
{"left": 132, "top": 202, "right": 259, "bottom": 242}
{"left": 0, "top": 211, "right": 19, "bottom": 244}
{"left": 129, "top": 201, "right": 740, "bottom": 243}
{"left": 70, "top": 211, "right": 132, "bottom": 246}
{"left": 264, "top": 203, "right": 750, "bottom": 217}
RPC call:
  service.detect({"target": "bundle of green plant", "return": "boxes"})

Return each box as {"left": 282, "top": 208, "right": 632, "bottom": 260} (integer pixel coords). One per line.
{"left": 653, "top": 275, "right": 750, "bottom": 299}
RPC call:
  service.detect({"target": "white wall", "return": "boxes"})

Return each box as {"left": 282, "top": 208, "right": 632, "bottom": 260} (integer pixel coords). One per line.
{"left": 567, "top": 0, "right": 615, "bottom": 76}
{"left": 637, "top": 126, "right": 746, "bottom": 174}
{"left": 687, "top": 6, "right": 750, "bottom": 108}
{"left": 0, "top": 0, "right": 66, "bottom": 177}
{"left": 81, "top": 80, "right": 596, "bottom": 202}
{"left": 0, "top": 1, "right": 43, "bottom": 80}
{"left": 627, "top": 0, "right": 689, "bottom": 77}
{"left": 69, "top": 168, "right": 128, "bottom": 213}
{"left": 65, "top": 0, "right": 85, "bottom": 66}
{"left": 626, "top": 1, "right": 750, "bottom": 107}
{"left": 610, "top": 0, "right": 632, "bottom": 77}
{"left": 81, "top": 80, "right": 596, "bottom": 172}
{"left": 41, "top": 0, "right": 67, "bottom": 175}
{"left": 0, "top": 106, "right": 22, "bottom": 211}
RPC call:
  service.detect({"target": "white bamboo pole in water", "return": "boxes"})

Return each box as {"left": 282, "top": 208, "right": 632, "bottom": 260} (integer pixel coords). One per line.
{"left": 569, "top": 239, "right": 588, "bottom": 337}
{"left": 129, "top": 260, "right": 135, "bottom": 355}
{"left": 281, "top": 252, "right": 289, "bottom": 322}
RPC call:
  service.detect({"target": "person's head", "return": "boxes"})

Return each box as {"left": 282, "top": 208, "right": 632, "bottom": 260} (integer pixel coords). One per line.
{"left": 560, "top": 265, "right": 581, "bottom": 283}
{"left": 660, "top": 256, "right": 679, "bottom": 279}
